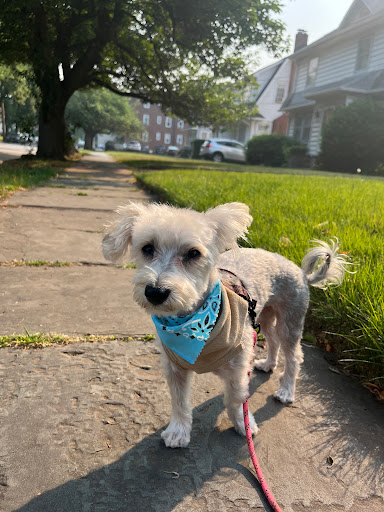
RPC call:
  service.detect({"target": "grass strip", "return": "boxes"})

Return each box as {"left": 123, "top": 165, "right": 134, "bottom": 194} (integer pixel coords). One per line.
{"left": 0, "top": 331, "right": 155, "bottom": 348}
{"left": 110, "top": 151, "right": 384, "bottom": 179}
{"left": 0, "top": 260, "right": 136, "bottom": 268}
{"left": 0, "top": 158, "right": 66, "bottom": 199}
{"left": 0, "top": 260, "right": 72, "bottom": 267}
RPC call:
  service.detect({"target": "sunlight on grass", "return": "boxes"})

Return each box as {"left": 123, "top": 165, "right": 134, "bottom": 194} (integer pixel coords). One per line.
{"left": 0, "top": 331, "right": 155, "bottom": 348}
{"left": 109, "top": 151, "right": 384, "bottom": 179}
{"left": 136, "top": 169, "right": 384, "bottom": 384}
{"left": 0, "top": 159, "right": 63, "bottom": 199}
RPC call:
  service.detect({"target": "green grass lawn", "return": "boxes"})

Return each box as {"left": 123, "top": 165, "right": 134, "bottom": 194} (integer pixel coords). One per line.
{"left": 0, "top": 158, "right": 65, "bottom": 199}
{"left": 110, "top": 151, "right": 384, "bottom": 180}
{"left": 132, "top": 167, "right": 384, "bottom": 385}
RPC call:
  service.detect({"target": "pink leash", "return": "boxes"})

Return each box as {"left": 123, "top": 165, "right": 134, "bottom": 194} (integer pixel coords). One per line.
{"left": 243, "top": 331, "right": 283, "bottom": 512}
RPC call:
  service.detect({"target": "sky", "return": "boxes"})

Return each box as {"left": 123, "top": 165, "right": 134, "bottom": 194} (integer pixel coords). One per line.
{"left": 256, "top": 0, "right": 354, "bottom": 69}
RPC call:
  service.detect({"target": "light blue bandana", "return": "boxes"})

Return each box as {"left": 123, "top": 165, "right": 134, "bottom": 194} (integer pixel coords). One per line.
{"left": 152, "top": 281, "right": 221, "bottom": 364}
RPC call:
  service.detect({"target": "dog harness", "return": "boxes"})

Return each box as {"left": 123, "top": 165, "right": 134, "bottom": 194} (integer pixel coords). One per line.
{"left": 154, "top": 270, "right": 257, "bottom": 374}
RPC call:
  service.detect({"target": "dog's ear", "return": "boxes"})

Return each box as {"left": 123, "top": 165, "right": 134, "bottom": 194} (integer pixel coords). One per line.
{"left": 204, "top": 202, "right": 253, "bottom": 252}
{"left": 102, "top": 202, "right": 145, "bottom": 262}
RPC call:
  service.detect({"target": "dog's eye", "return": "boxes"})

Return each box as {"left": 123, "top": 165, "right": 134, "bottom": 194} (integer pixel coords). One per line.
{"left": 185, "top": 249, "right": 201, "bottom": 261}
{"left": 142, "top": 244, "right": 155, "bottom": 257}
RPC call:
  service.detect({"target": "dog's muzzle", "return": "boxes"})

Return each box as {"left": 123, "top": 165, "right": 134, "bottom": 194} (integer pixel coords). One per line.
{"left": 145, "top": 285, "right": 171, "bottom": 305}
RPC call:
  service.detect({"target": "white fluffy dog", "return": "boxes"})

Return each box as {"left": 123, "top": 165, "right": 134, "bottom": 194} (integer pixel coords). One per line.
{"left": 103, "top": 201, "right": 346, "bottom": 448}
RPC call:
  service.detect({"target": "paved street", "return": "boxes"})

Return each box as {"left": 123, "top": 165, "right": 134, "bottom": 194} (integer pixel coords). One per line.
{"left": 0, "top": 152, "right": 383, "bottom": 512}
{"left": 0, "top": 141, "right": 36, "bottom": 163}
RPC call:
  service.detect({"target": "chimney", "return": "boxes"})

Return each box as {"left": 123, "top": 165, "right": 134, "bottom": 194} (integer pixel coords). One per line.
{"left": 294, "top": 30, "right": 308, "bottom": 52}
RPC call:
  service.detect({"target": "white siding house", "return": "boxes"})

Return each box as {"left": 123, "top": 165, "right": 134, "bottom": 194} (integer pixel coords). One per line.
{"left": 220, "top": 58, "right": 292, "bottom": 144}
{"left": 282, "top": 0, "right": 384, "bottom": 157}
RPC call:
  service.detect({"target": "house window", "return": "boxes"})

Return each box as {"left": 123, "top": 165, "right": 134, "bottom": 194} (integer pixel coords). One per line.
{"left": 275, "top": 86, "right": 285, "bottom": 104}
{"left": 165, "top": 116, "right": 172, "bottom": 128}
{"left": 142, "top": 131, "right": 149, "bottom": 142}
{"left": 293, "top": 115, "right": 312, "bottom": 144}
{"left": 164, "top": 133, "right": 171, "bottom": 144}
{"left": 258, "top": 123, "right": 270, "bottom": 133}
{"left": 177, "top": 120, "right": 184, "bottom": 129}
{"left": 143, "top": 114, "right": 150, "bottom": 125}
{"left": 306, "top": 57, "right": 319, "bottom": 87}
{"left": 356, "top": 37, "right": 371, "bottom": 71}
{"left": 157, "top": 115, "right": 162, "bottom": 125}
{"left": 156, "top": 132, "right": 161, "bottom": 141}
{"left": 143, "top": 102, "right": 150, "bottom": 109}
{"left": 176, "top": 134, "right": 183, "bottom": 145}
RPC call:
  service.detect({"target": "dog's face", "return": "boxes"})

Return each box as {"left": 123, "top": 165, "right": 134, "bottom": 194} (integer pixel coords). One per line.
{"left": 103, "top": 202, "right": 252, "bottom": 316}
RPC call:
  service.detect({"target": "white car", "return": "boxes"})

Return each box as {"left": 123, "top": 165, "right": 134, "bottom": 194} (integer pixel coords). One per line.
{"left": 127, "top": 141, "right": 141, "bottom": 151}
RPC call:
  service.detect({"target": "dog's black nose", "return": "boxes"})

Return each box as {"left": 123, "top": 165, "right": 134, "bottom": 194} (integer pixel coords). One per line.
{"left": 145, "top": 285, "right": 171, "bottom": 305}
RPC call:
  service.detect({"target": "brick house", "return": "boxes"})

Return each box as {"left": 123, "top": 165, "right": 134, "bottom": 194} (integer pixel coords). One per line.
{"left": 133, "top": 101, "right": 190, "bottom": 152}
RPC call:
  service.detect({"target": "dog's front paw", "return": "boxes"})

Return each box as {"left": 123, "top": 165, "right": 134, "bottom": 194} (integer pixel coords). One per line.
{"left": 253, "top": 358, "right": 276, "bottom": 373}
{"left": 274, "top": 386, "right": 294, "bottom": 404}
{"left": 232, "top": 410, "right": 258, "bottom": 437}
{"left": 161, "top": 421, "right": 191, "bottom": 448}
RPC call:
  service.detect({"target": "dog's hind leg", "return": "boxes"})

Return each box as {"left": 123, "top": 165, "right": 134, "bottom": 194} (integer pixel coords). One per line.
{"left": 254, "top": 307, "right": 280, "bottom": 373}
{"left": 160, "top": 355, "right": 193, "bottom": 448}
{"left": 273, "top": 315, "right": 305, "bottom": 404}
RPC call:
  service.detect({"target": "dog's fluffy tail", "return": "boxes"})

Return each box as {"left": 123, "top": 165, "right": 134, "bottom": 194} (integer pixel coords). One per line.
{"left": 301, "top": 239, "right": 350, "bottom": 289}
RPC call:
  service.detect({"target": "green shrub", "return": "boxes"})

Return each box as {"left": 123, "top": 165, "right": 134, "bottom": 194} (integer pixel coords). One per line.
{"left": 285, "top": 144, "right": 311, "bottom": 169}
{"left": 246, "top": 134, "right": 299, "bottom": 167}
{"left": 284, "top": 144, "right": 307, "bottom": 158}
{"left": 318, "top": 98, "right": 384, "bottom": 173}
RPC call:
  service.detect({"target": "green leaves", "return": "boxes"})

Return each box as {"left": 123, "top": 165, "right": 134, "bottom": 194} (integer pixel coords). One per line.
{"left": 65, "top": 88, "right": 142, "bottom": 137}
{"left": 0, "top": 0, "right": 288, "bottom": 157}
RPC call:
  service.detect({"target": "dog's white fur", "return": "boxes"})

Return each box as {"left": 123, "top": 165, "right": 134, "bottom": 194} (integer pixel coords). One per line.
{"left": 103, "top": 201, "right": 347, "bottom": 448}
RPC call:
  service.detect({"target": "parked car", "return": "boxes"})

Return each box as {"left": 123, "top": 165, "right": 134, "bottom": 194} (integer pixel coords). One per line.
{"left": 114, "top": 142, "right": 127, "bottom": 151}
{"left": 166, "top": 145, "right": 179, "bottom": 156}
{"left": 199, "top": 138, "right": 246, "bottom": 163}
{"left": 155, "top": 145, "right": 166, "bottom": 155}
{"left": 140, "top": 144, "right": 150, "bottom": 153}
{"left": 126, "top": 141, "right": 141, "bottom": 152}
{"left": 178, "top": 146, "right": 192, "bottom": 159}
{"left": 105, "top": 140, "right": 115, "bottom": 151}
{"left": 6, "top": 133, "right": 20, "bottom": 143}
{"left": 75, "top": 139, "right": 85, "bottom": 149}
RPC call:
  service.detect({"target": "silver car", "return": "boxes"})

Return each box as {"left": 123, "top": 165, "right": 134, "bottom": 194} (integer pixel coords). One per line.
{"left": 199, "top": 138, "right": 246, "bottom": 163}
{"left": 126, "top": 141, "right": 141, "bottom": 151}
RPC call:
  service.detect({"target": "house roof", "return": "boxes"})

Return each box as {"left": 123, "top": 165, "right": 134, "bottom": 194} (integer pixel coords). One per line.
{"left": 282, "top": 69, "right": 384, "bottom": 111}
{"left": 251, "top": 59, "right": 286, "bottom": 102}
{"left": 340, "top": 0, "right": 384, "bottom": 29}
{"left": 291, "top": 2, "right": 384, "bottom": 60}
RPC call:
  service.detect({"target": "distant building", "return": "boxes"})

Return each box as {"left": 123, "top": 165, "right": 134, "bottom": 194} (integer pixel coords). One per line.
{"left": 133, "top": 101, "right": 190, "bottom": 152}
{"left": 282, "top": 0, "right": 384, "bottom": 157}
{"left": 219, "top": 57, "right": 292, "bottom": 144}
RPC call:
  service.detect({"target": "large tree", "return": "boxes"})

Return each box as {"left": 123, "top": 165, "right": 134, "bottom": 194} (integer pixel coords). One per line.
{"left": 65, "top": 88, "right": 142, "bottom": 149}
{"left": 0, "top": 1, "right": 287, "bottom": 159}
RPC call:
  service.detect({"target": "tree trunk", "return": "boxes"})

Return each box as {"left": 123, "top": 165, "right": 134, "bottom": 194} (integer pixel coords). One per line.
{"left": 37, "top": 103, "right": 67, "bottom": 159}
{"left": 1, "top": 102, "right": 6, "bottom": 142}
{"left": 84, "top": 131, "right": 95, "bottom": 150}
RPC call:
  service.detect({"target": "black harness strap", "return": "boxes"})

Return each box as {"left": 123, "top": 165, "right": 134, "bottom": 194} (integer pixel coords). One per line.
{"left": 219, "top": 268, "right": 259, "bottom": 332}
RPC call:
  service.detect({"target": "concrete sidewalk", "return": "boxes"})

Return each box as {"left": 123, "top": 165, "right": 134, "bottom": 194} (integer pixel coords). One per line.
{"left": 0, "top": 152, "right": 383, "bottom": 512}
